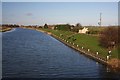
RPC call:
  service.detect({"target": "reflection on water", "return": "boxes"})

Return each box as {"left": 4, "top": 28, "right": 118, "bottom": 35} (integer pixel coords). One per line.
{"left": 106, "top": 67, "right": 110, "bottom": 72}
{"left": 3, "top": 28, "right": 16, "bottom": 33}
{"left": 2, "top": 28, "right": 120, "bottom": 79}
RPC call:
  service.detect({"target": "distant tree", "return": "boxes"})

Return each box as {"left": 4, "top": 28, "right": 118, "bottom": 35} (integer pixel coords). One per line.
{"left": 2, "top": 24, "right": 19, "bottom": 28}
{"left": 76, "top": 23, "right": 82, "bottom": 28}
{"left": 44, "top": 23, "right": 48, "bottom": 28}
{"left": 72, "top": 23, "right": 83, "bottom": 32}
{"left": 99, "top": 26, "right": 119, "bottom": 49}
{"left": 38, "top": 26, "right": 42, "bottom": 28}
{"left": 54, "top": 24, "right": 71, "bottom": 31}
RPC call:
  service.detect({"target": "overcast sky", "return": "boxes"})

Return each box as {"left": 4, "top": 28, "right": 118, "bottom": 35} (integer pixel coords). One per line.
{"left": 2, "top": 2, "right": 118, "bottom": 26}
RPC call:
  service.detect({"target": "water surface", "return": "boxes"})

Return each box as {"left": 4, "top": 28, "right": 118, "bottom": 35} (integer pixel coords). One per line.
{"left": 2, "top": 28, "right": 120, "bottom": 78}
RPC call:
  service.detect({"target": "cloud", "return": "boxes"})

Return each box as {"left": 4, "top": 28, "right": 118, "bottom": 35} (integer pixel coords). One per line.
{"left": 26, "top": 13, "right": 33, "bottom": 16}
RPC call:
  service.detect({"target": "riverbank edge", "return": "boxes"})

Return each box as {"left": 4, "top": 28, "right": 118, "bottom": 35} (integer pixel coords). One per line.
{"left": 24, "top": 27, "right": 120, "bottom": 71}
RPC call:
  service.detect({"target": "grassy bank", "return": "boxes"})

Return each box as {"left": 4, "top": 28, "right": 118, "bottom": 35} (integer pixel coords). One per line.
{"left": 38, "top": 28, "right": 119, "bottom": 59}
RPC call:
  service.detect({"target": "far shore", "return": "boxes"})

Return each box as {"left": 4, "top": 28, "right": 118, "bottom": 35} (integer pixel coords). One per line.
{"left": 0, "top": 27, "right": 12, "bottom": 32}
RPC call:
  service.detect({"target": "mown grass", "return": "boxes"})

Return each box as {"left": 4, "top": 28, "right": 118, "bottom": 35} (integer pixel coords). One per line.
{"left": 39, "top": 28, "right": 119, "bottom": 59}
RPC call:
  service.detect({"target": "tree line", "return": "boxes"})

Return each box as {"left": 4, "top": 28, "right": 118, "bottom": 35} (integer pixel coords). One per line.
{"left": 43, "top": 23, "right": 83, "bottom": 32}
{"left": 2, "top": 24, "right": 20, "bottom": 28}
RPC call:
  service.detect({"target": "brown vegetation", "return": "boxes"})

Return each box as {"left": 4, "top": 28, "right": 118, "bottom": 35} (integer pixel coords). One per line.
{"left": 99, "top": 26, "right": 119, "bottom": 49}
{"left": 108, "top": 58, "right": 120, "bottom": 70}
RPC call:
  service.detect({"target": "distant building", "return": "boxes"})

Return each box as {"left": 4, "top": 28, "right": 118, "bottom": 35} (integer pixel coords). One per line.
{"left": 48, "top": 25, "right": 55, "bottom": 30}
{"left": 78, "top": 27, "right": 88, "bottom": 34}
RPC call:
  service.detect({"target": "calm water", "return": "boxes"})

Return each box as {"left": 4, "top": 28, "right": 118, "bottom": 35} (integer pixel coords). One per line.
{"left": 2, "top": 28, "right": 120, "bottom": 78}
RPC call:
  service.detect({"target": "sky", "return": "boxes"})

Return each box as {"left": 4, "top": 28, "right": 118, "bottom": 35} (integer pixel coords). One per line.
{"left": 2, "top": 2, "right": 118, "bottom": 26}
{"left": 0, "top": 2, "right": 1, "bottom": 25}
{"left": 1, "top": 0, "right": 120, "bottom": 2}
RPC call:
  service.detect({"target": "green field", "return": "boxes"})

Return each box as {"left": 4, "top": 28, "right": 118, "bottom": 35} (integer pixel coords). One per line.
{"left": 38, "top": 28, "right": 119, "bottom": 59}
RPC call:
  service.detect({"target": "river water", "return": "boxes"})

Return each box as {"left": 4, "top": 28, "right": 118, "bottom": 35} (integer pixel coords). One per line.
{"left": 2, "top": 28, "right": 120, "bottom": 79}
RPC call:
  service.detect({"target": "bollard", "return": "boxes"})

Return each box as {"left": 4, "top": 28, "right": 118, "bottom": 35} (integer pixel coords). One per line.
{"left": 73, "top": 43, "right": 74, "bottom": 45}
{"left": 107, "top": 56, "right": 109, "bottom": 60}
{"left": 108, "top": 50, "right": 111, "bottom": 56}
{"left": 96, "top": 52, "right": 98, "bottom": 55}
{"left": 88, "top": 49, "right": 90, "bottom": 52}
{"left": 77, "top": 45, "right": 79, "bottom": 47}
{"left": 82, "top": 47, "right": 83, "bottom": 49}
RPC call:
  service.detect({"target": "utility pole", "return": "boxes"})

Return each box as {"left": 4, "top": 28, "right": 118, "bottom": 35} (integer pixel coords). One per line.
{"left": 98, "top": 13, "right": 102, "bottom": 27}
{"left": 100, "top": 13, "right": 102, "bottom": 27}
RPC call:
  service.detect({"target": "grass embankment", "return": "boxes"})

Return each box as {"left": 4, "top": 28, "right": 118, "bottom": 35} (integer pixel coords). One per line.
{"left": 38, "top": 28, "right": 119, "bottom": 60}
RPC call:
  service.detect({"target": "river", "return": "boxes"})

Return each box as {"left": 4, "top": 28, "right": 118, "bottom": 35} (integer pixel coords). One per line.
{"left": 2, "top": 28, "right": 120, "bottom": 79}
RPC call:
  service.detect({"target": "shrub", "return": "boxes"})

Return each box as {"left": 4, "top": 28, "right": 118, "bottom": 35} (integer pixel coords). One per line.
{"left": 44, "top": 23, "right": 48, "bottom": 28}
{"left": 71, "top": 23, "right": 83, "bottom": 33}
{"left": 54, "top": 24, "right": 71, "bottom": 31}
{"left": 99, "top": 26, "right": 119, "bottom": 49}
